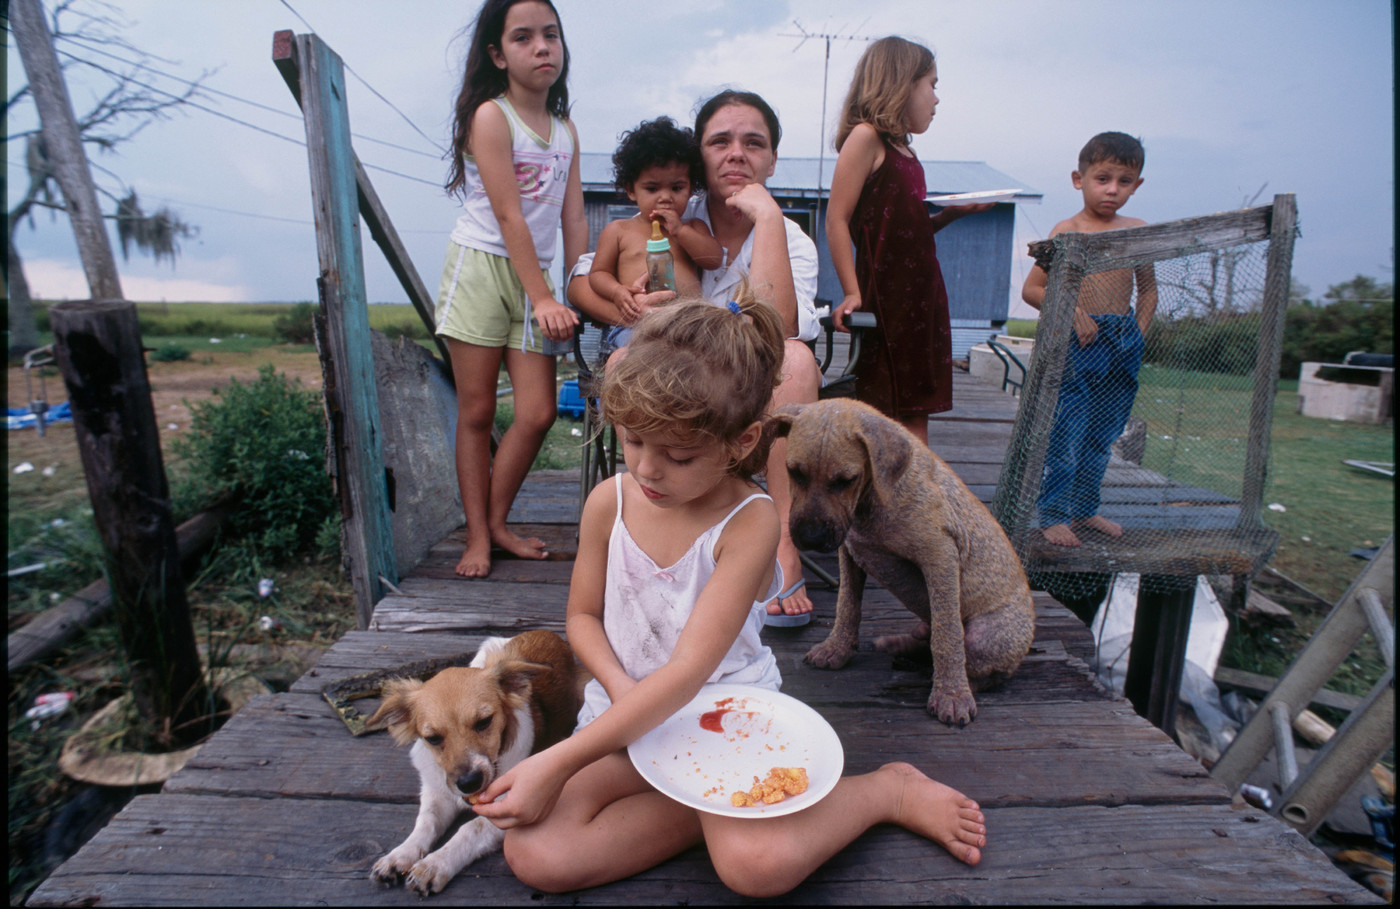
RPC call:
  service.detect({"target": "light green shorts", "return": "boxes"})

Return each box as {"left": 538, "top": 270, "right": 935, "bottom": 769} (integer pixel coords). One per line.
{"left": 434, "top": 242, "right": 557, "bottom": 354}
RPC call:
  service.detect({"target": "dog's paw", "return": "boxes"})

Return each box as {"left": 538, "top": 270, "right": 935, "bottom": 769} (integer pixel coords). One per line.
{"left": 405, "top": 856, "right": 455, "bottom": 896}
{"left": 803, "top": 638, "right": 853, "bottom": 670}
{"left": 927, "top": 686, "right": 977, "bottom": 727}
{"left": 370, "top": 846, "right": 424, "bottom": 884}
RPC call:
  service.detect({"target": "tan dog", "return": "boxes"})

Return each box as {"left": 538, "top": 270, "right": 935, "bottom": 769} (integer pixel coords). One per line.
{"left": 768, "top": 400, "right": 1035, "bottom": 726}
{"left": 367, "top": 629, "right": 581, "bottom": 895}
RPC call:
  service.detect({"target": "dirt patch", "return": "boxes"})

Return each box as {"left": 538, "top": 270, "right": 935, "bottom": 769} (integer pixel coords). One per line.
{"left": 6, "top": 347, "right": 325, "bottom": 483}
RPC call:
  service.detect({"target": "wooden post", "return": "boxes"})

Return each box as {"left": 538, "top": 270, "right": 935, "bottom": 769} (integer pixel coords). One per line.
{"left": 50, "top": 300, "right": 210, "bottom": 746}
{"left": 271, "top": 30, "right": 452, "bottom": 373}
{"left": 8, "top": 504, "right": 233, "bottom": 673}
{"left": 289, "top": 33, "right": 397, "bottom": 627}
{"left": 1123, "top": 576, "right": 1196, "bottom": 737}
{"left": 1237, "top": 194, "right": 1297, "bottom": 530}
{"left": 10, "top": 0, "right": 124, "bottom": 300}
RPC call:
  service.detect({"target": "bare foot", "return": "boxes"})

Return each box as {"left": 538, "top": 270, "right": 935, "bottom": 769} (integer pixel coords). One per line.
{"left": 1040, "top": 523, "right": 1081, "bottom": 547}
{"left": 490, "top": 526, "right": 549, "bottom": 561}
{"left": 765, "top": 549, "right": 812, "bottom": 616}
{"left": 884, "top": 762, "right": 985, "bottom": 866}
{"left": 455, "top": 532, "right": 493, "bottom": 578}
{"left": 1078, "top": 514, "right": 1123, "bottom": 537}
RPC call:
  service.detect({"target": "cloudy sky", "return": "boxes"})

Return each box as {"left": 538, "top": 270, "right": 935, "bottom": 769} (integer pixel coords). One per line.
{"left": 7, "top": 0, "right": 1394, "bottom": 319}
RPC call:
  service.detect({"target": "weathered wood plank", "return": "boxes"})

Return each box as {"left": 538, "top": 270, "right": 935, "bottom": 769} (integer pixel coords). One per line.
{"left": 29, "top": 794, "right": 1377, "bottom": 906}
{"left": 1022, "top": 527, "right": 1278, "bottom": 576}
{"left": 288, "top": 630, "right": 485, "bottom": 694}
{"left": 1028, "top": 205, "right": 1273, "bottom": 271}
{"left": 1096, "top": 485, "right": 1237, "bottom": 504}
{"left": 169, "top": 656, "right": 1186, "bottom": 808}
{"left": 369, "top": 583, "right": 569, "bottom": 634}
{"left": 1238, "top": 195, "right": 1296, "bottom": 528}
{"left": 293, "top": 33, "right": 396, "bottom": 625}
{"left": 416, "top": 550, "right": 579, "bottom": 581}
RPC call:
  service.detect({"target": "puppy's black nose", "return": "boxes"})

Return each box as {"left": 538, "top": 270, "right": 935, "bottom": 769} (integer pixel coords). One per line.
{"left": 791, "top": 519, "right": 841, "bottom": 553}
{"left": 457, "top": 770, "right": 484, "bottom": 797}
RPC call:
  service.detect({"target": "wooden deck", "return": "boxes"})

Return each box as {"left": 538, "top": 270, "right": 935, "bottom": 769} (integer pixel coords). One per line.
{"left": 28, "top": 372, "right": 1379, "bottom": 905}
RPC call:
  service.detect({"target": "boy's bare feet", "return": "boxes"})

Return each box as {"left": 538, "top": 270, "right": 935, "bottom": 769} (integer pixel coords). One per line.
{"left": 884, "top": 762, "right": 985, "bottom": 866}
{"left": 1040, "top": 523, "right": 1081, "bottom": 547}
{"left": 456, "top": 531, "right": 493, "bottom": 578}
{"left": 1078, "top": 514, "right": 1123, "bottom": 537}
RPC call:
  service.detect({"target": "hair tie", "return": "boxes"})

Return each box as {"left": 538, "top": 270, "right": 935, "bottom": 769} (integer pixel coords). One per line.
{"left": 727, "top": 300, "right": 741, "bottom": 314}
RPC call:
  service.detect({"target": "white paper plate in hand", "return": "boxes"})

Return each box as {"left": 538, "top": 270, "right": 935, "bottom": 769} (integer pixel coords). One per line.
{"left": 628, "top": 684, "right": 843, "bottom": 818}
{"left": 926, "top": 188, "right": 1021, "bottom": 206}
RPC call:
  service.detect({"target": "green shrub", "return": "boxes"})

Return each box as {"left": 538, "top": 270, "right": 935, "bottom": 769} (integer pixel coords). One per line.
{"left": 272, "top": 302, "right": 318, "bottom": 344}
{"left": 315, "top": 513, "right": 342, "bottom": 558}
{"left": 385, "top": 319, "right": 429, "bottom": 341}
{"left": 168, "top": 318, "right": 238, "bottom": 337}
{"left": 1143, "top": 312, "right": 1262, "bottom": 376}
{"left": 150, "top": 342, "right": 191, "bottom": 362}
{"left": 1280, "top": 296, "right": 1393, "bottom": 378}
{"left": 172, "top": 365, "right": 335, "bottom": 563}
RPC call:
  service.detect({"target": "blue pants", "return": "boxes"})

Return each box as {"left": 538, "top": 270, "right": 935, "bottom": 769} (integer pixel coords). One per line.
{"left": 1038, "top": 313, "right": 1144, "bottom": 526}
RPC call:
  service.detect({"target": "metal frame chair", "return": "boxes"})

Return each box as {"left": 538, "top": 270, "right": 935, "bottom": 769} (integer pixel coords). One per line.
{"left": 572, "top": 317, "right": 617, "bottom": 521}
{"left": 986, "top": 333, "right": 1027, "bottom": 396}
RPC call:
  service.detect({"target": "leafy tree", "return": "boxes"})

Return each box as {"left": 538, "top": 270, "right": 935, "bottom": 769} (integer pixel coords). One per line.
{"left": 1280, "top": 275, "right": 1393, "bottom": 378}
{"left": 7, "top": 0, "right": 208, "bottom": 354}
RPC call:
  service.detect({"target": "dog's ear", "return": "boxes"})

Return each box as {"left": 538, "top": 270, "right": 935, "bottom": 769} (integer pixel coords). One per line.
{"left": 368, "top": 677, "right": 424, "bottom": 745}
{"left": 857, "top": 410, "right": 912, "bottom": 492}
{"left": 492, "top": 659, "right": 551, "bottom": 709}
{"left": 764, "top": 403, "right": 804, "bottom": 444}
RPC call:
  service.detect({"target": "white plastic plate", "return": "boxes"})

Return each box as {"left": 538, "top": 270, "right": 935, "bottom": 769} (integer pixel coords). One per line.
{"left": 926, "top": 188, "right": 1021, "bottom": 205}
{"left": 628, "top": 684, "right": 844, "bottom": 817}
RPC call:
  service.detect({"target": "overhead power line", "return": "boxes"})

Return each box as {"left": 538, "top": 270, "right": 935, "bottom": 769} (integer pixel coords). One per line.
{"left": 54, "top": 36, "right": 444, "bottom": 160}
{"left": 277, "top": 0, "right": 446, "bottom": 154}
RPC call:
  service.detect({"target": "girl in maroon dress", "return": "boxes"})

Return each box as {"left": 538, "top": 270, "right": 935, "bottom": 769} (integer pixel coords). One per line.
{"left": 826, "top": 36, "right": 992, "bottom": 443}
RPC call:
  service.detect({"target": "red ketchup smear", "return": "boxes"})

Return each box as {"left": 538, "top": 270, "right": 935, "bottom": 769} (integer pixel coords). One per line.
{"left": 700, "top": 697, "right": 737, "bottom": 733}
{"left": 699, "top": 709, "right": 730, "bottom": 732}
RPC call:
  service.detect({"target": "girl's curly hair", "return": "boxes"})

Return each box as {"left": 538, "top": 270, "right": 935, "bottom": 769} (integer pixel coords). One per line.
{"left": 599, "top": 282, "right": 785, "bottom": 477}
{"left": 611, "top": 117, "right": 705, "bottom": 193}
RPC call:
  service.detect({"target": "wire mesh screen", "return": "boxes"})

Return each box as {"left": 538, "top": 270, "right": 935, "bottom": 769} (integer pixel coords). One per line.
{"left": 993, "top": 198, "right": 1297, "bottom": 600}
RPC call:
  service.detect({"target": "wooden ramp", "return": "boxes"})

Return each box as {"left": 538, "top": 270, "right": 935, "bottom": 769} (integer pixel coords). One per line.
{"left": 28, "top": 372, "right": 1378, "bottom": 906}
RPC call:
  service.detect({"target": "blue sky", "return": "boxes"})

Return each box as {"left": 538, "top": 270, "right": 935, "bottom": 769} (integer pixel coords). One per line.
{"left": 7, "top": 0, "right": 1394, "bottom": 319}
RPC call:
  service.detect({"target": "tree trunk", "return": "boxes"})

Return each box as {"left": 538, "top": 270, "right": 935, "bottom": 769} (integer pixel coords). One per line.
{"left": 10, "top": 0, "right": 124, "bottom": 301}
{"left": 51, "top": 300, "right": 211, "bottom": 748}
{"left": 8, "top": 234, "right": 40, "bottom": 355}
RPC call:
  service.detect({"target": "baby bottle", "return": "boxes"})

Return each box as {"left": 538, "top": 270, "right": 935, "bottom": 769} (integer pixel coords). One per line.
{"left": 645, "top": 220, "right": 676, "bottom": 294}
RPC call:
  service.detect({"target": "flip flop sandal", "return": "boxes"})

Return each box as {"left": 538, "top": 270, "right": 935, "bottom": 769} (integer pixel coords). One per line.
{"left": 762, "top": 579, "right": 812, "bottom": 627}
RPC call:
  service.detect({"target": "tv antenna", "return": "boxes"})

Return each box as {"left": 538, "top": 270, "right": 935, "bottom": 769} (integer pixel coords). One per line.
{"left": 779, "top": 19, "right": 876, "bottom": 238}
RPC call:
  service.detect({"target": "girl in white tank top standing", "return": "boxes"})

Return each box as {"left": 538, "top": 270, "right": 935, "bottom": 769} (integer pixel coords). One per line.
{"left": 472, "top": 289, "right": 988, "bottom": 897}
{"left": 437, "top": 0, "right": 585, "bottom": 578}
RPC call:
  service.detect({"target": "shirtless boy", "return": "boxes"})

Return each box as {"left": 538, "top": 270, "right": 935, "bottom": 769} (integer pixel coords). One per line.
{"left": 1022, "top": 131, "right": 1158, "bottom": 548}
{"left": 589, "top": 117, "right": 722, "bottom": 329}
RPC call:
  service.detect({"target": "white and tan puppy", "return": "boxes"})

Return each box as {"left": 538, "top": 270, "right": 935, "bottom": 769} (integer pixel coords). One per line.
{"left": 768, "top": 399, "right": 1035, "bottom": 726}
{"left": 367, "top": 629, "right": 581, "bottom": 896}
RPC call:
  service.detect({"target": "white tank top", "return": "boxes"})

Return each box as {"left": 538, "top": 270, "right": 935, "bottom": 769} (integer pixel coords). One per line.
{"left": 576, "top": 476, "right": 783, "bottom": 729}
{"left": 449, "top": 96, "right": 574, "bottom": 266}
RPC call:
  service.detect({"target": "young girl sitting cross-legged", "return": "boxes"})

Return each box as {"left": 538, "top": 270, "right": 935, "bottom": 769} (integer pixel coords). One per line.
{"left": 470, "top": 287, "right": 987, "bottom": 898}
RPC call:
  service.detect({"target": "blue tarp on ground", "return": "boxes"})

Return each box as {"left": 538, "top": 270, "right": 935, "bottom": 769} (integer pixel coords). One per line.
{"left": 7, "top": 401, "right": 73, "bottom": 430}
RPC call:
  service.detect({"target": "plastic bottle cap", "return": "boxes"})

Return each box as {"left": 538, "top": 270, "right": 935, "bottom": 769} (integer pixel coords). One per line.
{"left": 646, "top": 220, "right": 671, "bottom": 252}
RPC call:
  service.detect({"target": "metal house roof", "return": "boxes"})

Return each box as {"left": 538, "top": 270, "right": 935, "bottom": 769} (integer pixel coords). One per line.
{"left": 578, "top": 153, "right": 1041, "bottom": 204}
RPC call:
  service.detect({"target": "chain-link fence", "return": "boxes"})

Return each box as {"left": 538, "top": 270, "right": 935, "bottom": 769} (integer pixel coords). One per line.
{"left": 993, "top": 196, "right": 1298, "bottom": 605}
